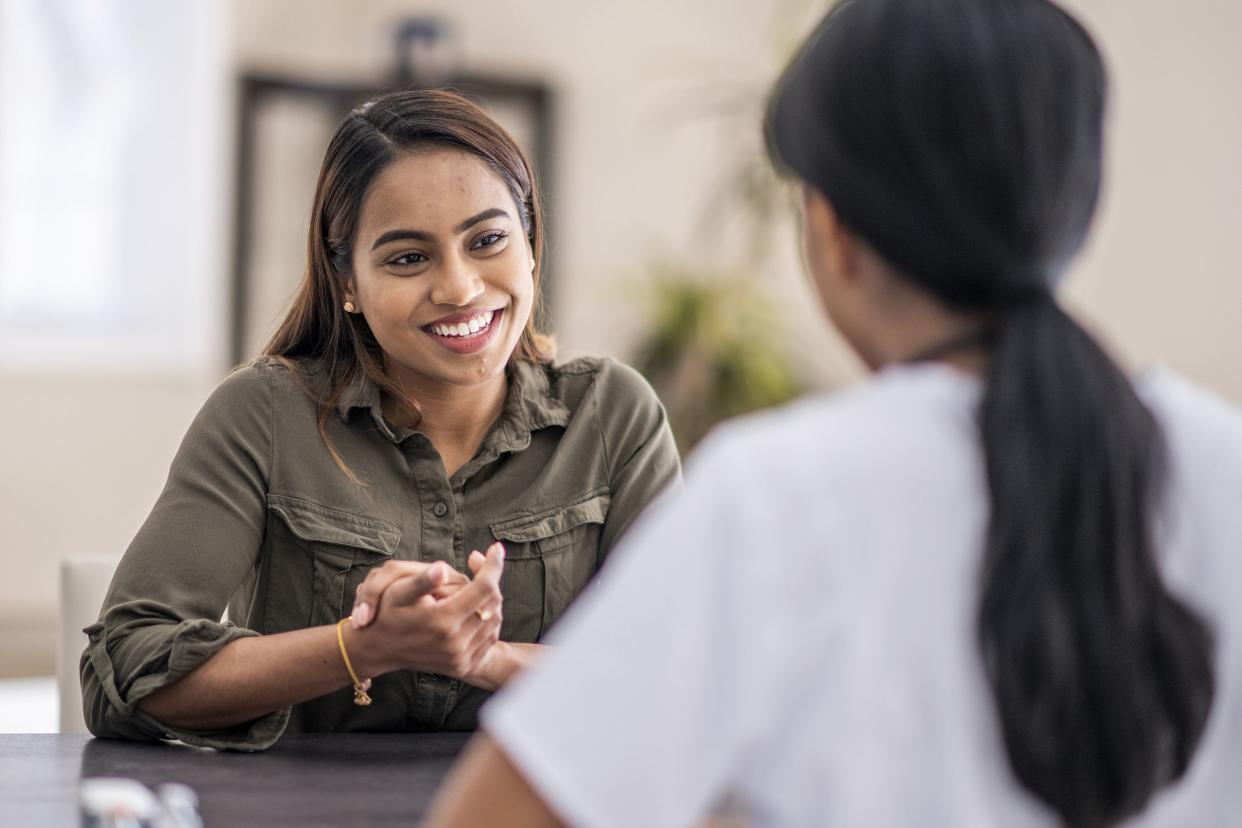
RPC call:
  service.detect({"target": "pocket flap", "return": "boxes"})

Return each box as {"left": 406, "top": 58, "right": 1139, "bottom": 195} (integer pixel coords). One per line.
{"left": 267, "top": 494, "right": 400, "bottom": 556}
{"left": 490, "top": 488, "right": 611, "bottom": 543}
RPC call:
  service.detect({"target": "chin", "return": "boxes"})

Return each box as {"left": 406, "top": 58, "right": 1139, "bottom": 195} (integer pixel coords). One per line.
{"left": 434, "top": 353, "right": 510, "bottom": 384}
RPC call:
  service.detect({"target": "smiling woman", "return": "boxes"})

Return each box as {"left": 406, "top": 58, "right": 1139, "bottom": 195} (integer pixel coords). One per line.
{"left": 347, "top": 150, "right": 534, "bottom": 407}
{"left": 79, "top": 90, "right": 681, "bottom": 750}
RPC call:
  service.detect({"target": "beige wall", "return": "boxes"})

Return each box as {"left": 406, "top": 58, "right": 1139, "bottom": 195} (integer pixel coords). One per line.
{"left": 0, "top": 377, "right": 215, "bottom": 674}
{"left": 1062, "top": 0, "right": 1242, "bottom": 396}
{"left": 2, "top": 0, "right": 1240, "bottom": 676}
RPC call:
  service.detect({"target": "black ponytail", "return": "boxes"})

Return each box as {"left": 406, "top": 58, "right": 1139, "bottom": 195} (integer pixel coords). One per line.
{"left": 980, "top": 298, "right": 1214, "bottom": 826}
{"left": 766, "top": 1, "right": 1215, "bottom": 825}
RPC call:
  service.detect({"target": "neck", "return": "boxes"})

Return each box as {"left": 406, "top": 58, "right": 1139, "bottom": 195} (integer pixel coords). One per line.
{"left": 856, "top": 286, "right": 991, "bottom": 375}
{"left": 383, "top": 368, "right": 509, "bottom": 465}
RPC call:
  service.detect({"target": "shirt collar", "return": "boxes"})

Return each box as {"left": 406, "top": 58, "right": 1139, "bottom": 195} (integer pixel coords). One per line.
{"left": 334, "top": 370, "right": 381, "bottom": 423}
{"left": 333, "top": 360, "right": 571, "bottom": 448}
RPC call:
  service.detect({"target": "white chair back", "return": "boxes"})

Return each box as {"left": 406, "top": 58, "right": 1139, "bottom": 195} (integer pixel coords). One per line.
{"left": 59, "top": 556, "right": 121, "bottom": 733}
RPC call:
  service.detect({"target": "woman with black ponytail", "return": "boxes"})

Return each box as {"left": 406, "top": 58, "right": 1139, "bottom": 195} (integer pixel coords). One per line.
{"left": 428, "top": 1, "right": 1241, "bottom": 825}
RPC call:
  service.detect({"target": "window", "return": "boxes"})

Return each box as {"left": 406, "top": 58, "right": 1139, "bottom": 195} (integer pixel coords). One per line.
{"left": 0, "top": 0, "right": 228, "bottom": 373}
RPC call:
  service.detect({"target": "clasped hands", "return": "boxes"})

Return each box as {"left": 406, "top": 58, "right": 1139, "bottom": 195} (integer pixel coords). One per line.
{"left": 345, "top": 543, "right": 510, "bottom": 691}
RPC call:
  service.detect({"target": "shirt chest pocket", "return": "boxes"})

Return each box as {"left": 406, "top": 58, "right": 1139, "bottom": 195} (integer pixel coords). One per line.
{"left": 266, "top": 495, "right": 401, "bottom": 631}
{"left": 489, "top": 488, "right": 611, "bottom": 643}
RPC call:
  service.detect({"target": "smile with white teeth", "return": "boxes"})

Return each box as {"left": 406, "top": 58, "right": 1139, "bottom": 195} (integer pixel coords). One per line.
{"left": 427, "top": 309, "right": 495, "bottom": 338}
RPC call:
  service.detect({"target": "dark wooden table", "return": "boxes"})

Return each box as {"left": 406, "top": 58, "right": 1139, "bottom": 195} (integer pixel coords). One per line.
{"left": 0, "top": 732, "right": 471, "bottom": 826}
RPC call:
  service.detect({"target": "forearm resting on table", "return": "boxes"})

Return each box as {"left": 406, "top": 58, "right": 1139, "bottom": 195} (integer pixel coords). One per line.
{"left": 137, "top": 623, "right": 360, "bottom": 732}
{"left": 139, "top": 630, "right": 544, "bottom": 732}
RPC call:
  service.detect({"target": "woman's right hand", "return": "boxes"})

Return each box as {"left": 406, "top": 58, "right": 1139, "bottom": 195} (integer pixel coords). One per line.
{"left": 349, "top": 544, "right": 505, "bottom": 680}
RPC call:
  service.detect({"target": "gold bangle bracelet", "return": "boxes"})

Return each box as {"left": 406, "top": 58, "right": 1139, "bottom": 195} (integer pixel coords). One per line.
{"left": 336, "top": 617, "right": 373, "bottom": 706}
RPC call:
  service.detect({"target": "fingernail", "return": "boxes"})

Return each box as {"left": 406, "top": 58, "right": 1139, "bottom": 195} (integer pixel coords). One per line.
{"left": 352, "top": 602, "right": 371, "bottom": 628}
{"left": 491, "top": 541, "right": 506, "bottom": 560}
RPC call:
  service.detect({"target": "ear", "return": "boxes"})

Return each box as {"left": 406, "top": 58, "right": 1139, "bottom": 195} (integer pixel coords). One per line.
{"left": 342, "top": 277, "right": 359, "bottom": 311}
{"left": 802, "top": 186, "right": 860, "bottom": 285}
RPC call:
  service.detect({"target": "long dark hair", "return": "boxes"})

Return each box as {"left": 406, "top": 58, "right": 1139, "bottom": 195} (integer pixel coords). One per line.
{"left": 766, "top": 1, "right": 1215, "bottom": 825}
{"left": 265, "top": 89, "right": 554, "bottom": 477}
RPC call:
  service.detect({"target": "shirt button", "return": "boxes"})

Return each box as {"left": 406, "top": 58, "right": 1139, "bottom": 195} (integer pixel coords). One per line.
{"left": 432, "top": 502, "right": 448, "bottom": 517}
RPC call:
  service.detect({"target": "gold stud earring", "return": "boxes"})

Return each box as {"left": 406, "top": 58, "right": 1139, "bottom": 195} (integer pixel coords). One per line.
{"left": 343, "top": 301, "right": 356, "bottom": 313}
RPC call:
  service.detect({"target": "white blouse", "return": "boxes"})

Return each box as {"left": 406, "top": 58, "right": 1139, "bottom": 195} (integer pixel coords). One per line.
{"left": 483, "top": 363, "right": 1242, "bottom": 827}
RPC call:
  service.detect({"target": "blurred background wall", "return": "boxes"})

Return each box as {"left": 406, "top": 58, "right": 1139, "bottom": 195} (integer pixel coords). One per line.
{"left": 0, "top": 0, "right": 1239, "bottom": 689}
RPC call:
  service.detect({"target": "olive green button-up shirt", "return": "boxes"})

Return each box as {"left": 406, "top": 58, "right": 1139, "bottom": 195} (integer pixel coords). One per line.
{"left": 81, "top": 355, "right": 680, "bottom": 751}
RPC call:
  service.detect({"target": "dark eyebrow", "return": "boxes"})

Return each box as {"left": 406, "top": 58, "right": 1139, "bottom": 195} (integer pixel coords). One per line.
{"left": 369, "top": 208, "right": 511, "bottom": 252}
{"left": 455, "top": 207, "right": 510, "bottom": 234}
{"left": 370, "top": 228, "right": 433, "bottom": 251}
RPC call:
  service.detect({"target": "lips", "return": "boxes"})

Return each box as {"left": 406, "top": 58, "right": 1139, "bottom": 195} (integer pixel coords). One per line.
{"left": 424, "top": 308, "right": 496, "bottom": 338}
{"left": 421, "top": 307, "right": 504, "bottom": 355}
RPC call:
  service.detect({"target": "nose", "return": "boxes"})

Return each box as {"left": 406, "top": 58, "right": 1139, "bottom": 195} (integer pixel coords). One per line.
{"left": 429, "top": 251, "right": 485, "bottom": 307}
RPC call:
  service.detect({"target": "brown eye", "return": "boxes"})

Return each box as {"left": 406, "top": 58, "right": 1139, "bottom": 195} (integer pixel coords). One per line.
{"left": 472, "top": 231, "right": 508, "bottom": 251}
{"left": 389, "top": 251, "right": 427, "bottom": 266}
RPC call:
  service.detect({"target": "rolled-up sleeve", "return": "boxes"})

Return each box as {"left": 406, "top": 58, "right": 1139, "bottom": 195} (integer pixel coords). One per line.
{"left": 80, "top": 363, "right": 288, "bottom": 750}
